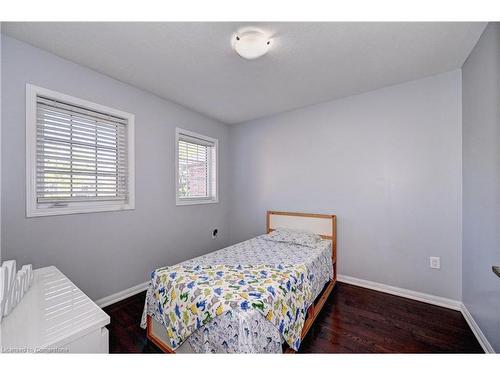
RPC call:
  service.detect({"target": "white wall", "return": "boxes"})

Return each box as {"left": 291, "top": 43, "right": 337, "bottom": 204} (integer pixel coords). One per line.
{"left": 0, "top": 23, "right": 2, "bottom": 263}
{"left": 229, "top": 70, "right": 463, "bottom": 300}
{"left": 462, "top": 23, "right": 500, "bottom": 351}
{"left": 1, "top": 35, "right": 230, "bottom": 301}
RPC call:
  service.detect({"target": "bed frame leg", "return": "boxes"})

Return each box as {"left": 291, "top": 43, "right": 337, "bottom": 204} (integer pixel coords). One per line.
{"left": 146, "top": 315, "right": 176, "bottom": 353}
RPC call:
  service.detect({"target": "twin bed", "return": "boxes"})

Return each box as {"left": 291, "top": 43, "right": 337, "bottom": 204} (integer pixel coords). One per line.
{"left": 141, "top": 211, "right": 337, "bottom": 353}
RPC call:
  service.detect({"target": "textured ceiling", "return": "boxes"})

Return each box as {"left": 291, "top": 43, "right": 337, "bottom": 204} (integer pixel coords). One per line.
{"left": 3, "top": 22, "right": 486, "bottom": 124}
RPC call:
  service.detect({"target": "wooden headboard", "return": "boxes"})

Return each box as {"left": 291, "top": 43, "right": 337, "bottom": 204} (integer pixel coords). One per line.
{"left": 266, "top": 211, "right": 337, "bottom": 265}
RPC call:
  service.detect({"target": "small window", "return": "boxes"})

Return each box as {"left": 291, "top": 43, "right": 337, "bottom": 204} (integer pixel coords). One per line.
{"left": 176, "top": 128, "right": 218, "bottom": 205}
{"left": 26, "top": 84, "right": 135, "bottom": 217}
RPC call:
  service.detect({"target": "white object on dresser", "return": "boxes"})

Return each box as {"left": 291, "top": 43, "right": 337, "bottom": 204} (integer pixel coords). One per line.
{"left": 1, "top": 266, "right": 110, "bottom": 353}
{"left": 0, "top": 260, "right": 34, "bottom": 320}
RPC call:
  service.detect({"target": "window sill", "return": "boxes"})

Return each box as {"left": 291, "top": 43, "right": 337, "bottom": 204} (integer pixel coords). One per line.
{"left": 27, "top": 203, "right": 135, "bottom": 218}
{"left": 176, "top": 199, "right": 219, "bottom": 206}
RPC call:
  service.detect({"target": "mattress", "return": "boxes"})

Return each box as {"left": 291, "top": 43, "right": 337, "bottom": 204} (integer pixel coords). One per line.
{"left": 141, "top": 234, "right": 333, "bottom": 353}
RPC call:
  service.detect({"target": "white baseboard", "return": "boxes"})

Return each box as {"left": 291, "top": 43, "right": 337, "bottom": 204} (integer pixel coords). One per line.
{"left": 460, "top": 303, "right": 495, "bottom": 353}
{"left": 95, "top": 281, "right": 149, "bottom": 308}
{"left": 337, "top": 274, "right": 462, "bottom": 311}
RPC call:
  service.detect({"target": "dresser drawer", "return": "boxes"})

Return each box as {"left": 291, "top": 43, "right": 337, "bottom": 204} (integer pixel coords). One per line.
{"left": 63, "top": 327, "right": 109, "bottom": 353}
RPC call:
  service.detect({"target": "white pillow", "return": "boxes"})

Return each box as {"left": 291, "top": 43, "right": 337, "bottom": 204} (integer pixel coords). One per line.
{"left": 262, "top": 228, "right": 321, "bottom": 247}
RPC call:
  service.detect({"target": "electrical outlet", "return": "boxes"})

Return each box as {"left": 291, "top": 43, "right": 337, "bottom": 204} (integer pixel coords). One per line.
{"left": 212, "top": 229, "right": 219, "bottom": 239}
{"left": 430, "top": 256, "right": 440, "bottom": 269}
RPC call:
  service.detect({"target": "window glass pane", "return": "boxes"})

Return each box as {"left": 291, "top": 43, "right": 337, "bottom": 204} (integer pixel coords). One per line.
{"left": 36, "top": 96, "right": 128, "bottom": 204}
{"left": 178, "top": 140, "right": 209, "bottom": 198}
{"left": 177, "top": 132, "right": 216, "bottom": 202}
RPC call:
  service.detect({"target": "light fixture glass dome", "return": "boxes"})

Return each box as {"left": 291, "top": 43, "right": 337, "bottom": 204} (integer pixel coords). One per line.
{"left": 232, "top": 30, "right": 272, "bottom": 60}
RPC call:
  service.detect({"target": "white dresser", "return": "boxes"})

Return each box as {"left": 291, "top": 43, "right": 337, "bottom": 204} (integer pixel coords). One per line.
{"left": 1, "top": 266, "right": 110, "bottom": 353}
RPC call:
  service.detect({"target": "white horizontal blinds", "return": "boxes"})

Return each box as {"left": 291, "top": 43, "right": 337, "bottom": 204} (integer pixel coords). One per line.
{"left": 178, "top": 134, "right": 214, "bottom": 199}
{"left": 36, "top": 95, "right": 128, "bottom": 204}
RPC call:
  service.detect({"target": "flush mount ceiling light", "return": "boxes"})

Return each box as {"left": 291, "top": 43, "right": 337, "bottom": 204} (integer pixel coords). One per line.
{"left": 232, "top": 30, "right": 272, "bottom": 60}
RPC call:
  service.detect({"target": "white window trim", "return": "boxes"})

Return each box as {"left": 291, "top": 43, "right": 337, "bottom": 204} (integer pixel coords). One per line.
{"left": 26, "top": 83, "right": 135, "bottom": 217}
{"left": 175, "top": 127, "right": 219, "bottom": 206}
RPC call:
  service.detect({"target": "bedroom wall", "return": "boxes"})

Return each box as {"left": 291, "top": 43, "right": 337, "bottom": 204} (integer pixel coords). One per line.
{"left": 0, "top": 24, "right": 2, "bottom": 263}
{"left": 1, "top": 35, "right": 230, "bottom": 301}
{"left": 228, "top": 70, "right": 463, "bottom": 300}
{"left": 462, "top": 23, "right": 500, "bottom": 351}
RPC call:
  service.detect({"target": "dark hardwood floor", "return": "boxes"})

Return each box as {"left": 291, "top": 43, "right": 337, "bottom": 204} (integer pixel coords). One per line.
{"left": 103, "top": 282, "right": 483, "bottom": 353}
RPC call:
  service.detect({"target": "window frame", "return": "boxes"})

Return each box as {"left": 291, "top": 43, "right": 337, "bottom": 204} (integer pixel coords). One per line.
{"left": 26, "top": 83, "right": 135, "bottom": 217}
{"left": 175, "top": 127, "right": 219, "bottom": 206}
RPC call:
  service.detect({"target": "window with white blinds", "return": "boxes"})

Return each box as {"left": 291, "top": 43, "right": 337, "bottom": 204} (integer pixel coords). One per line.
{"left": 176, "top": 128, "right": 218, "bottom": 205}
{"left": 26, "top": 84, "right": 135, "bottom": 217}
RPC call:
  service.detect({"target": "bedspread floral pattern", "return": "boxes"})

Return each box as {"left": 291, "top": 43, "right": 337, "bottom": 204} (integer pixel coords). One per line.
{"left": 151, "top": 263, "right": 313, "bottom": 351}
{"left": 141, "top": 235, "right": 333, "bottom": 353}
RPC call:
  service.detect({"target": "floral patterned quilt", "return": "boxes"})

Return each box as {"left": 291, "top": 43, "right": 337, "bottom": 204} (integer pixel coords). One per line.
{"left": 141, "top": 235, "right": 333, "bottom": 353}
{"left": 151, "top": 263, "right": 313, "bottom": 351}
